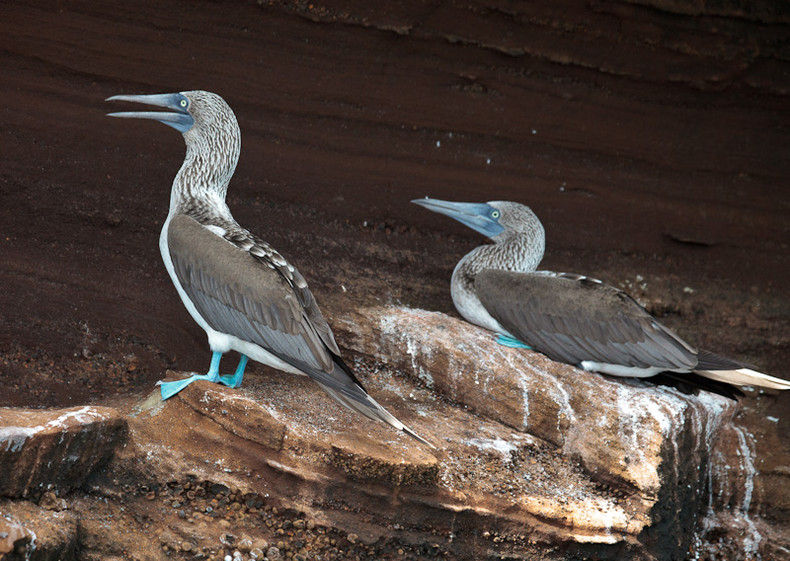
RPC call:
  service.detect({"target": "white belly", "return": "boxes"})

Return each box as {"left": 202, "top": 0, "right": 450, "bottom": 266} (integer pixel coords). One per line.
{"left": 450, "top": 263, "right": 510, "bottom": 335}
{"left": 579, "top": 361, "right": 683, "bottom": 378}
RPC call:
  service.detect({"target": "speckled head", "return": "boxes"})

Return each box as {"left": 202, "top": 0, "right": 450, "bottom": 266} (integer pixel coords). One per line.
{"left": 106, "top": 90, "right": 242, "bottom": 200}
{"left": 176, "top": 90, "right": 239, "bottom": 145}
{"left": 485, "top": 201, "right": 545, "bottom": 244}
{"left": 412, "top": 197, "right": 544, "bottom": 246}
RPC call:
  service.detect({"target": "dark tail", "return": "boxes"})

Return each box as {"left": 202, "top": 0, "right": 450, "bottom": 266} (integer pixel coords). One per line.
{"left": 693, "top": 350, "right": 790, "bottom": 390}
{"left": 310, "top": 356, "right": 435, "bottom": 448}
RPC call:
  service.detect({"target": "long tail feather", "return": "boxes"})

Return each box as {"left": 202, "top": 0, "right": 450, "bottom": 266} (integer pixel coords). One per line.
{"left": 694, "top": 349, "right": 790, "bottom": 390}
{"left": 307, "top": 356, "right": 434, "bottom": 447}
{"left": 317, "top": 383, "right": 435, "bottom": 448}
{"left": 695, "top": 367, "right": 790, "bottom": 390}
{"left": 651, "top": 371, "right": 743, "bottom": 400}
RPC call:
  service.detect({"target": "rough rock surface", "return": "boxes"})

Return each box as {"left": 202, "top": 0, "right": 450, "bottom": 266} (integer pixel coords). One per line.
{"left": 0, "top": 501, "right": 78, "bottom": 561}
{"left": 4, "top": 306, "right": 783, "bottom": 560}
{"left": 0, "top": 406, "right": 128, "bottom": 499}
{"left": 337, "top": 306, "right": 776, "bottom": 556}
{"left": 73, "top": 353, "right": 727, "bottom": 560}
{"left": 340, "top": 307, "right": 736, "bottom": 494}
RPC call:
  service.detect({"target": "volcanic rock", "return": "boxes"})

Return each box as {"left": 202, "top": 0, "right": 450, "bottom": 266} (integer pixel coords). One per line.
{"left": 335, "top": 306, "right": 751, "bottom": 555}
{"left": 0, "top": 500, "right": 78, "bottom": 561}
{"left": 0, "top": 406, "right": 127, "bottom": 499}
{"left": 76, "top": 304, "right": 759, "bottom": 560}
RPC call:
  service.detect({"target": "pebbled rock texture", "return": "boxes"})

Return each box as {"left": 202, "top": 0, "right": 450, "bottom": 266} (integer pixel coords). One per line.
{"left": 0, "top": 501, "right": 78, "bottom": 561}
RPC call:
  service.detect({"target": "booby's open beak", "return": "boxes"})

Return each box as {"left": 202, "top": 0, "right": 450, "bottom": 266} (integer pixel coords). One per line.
{"left": 412, "top": 197, "right": 505, "bottom": 239}
{"left": 106, "top": 93, "right": 194, "bottom": 133}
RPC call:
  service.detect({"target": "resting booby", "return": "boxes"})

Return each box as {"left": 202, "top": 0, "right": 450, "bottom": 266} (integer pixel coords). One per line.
{"left": 106, "top": 90, "right": 430, "bottom": 446}
{"left": 413, "top": 198, "right": 790, "bottom": 391}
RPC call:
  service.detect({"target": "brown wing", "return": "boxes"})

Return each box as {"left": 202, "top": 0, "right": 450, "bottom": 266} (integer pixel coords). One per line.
{"left": 167, "top": 214, "right": 428, "bottom": 438}
{"left": 246, "top": 231, "right": 342, "bottom": 356}
{"left": 475, "top": 270, "right": 698, "bottom": 371}
{"left": 168, "top": 213, "right": 337, "bottom": 372}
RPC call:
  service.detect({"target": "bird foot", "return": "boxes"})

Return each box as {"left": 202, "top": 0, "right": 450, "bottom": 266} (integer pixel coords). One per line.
{"left": 218, "top": 355, "right": 248, "bottom": 389}
{"left": 158, "top": 372, "right": 220, "bottom": 400}
{"left": 218, "top": 372, "right": 244, "bottom": 389}
{"left": 495, "top": 334, "right": 532, "bottom": 349}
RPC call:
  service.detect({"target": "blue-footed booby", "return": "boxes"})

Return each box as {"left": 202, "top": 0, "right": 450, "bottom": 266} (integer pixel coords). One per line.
{"left": 413, "top": 198, "right": 790, "bottom": 391}
{"left": 106, "top": 91, "right": 430, "bottom": 446}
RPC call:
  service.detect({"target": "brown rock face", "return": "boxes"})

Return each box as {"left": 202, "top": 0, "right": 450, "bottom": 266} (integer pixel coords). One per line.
{"left": 343, "top": 307, "right": 737, "bottom": 493}
{"left": 0, "top": 406, "right": 128, "bottom": 499}
{"left": 0, "top": 515, "right": 27, "bottom": 557}
{"left": 0, "top": 500, "right": 78, "bottom": 561}
{"left": 118, "top": 371, "right": 644, "bottom": 559}
{"left": 1, "top": 0, "right": 788, "bottom": 559}
{"left": 9, "top": 305, "right": 756, "bottom": 560}
{"left": 0, "top": 320, "right": 783, "bottom": 560}
{"left": 337, "top": 306, "right": 744, "bottom": 554}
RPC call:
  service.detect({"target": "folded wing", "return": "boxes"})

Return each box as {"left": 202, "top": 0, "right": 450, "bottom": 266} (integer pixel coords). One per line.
{"left": 475, "top": 270, "right": 698, "bottom": 371}
{"left": 167, "top": 214, "right": 430, "bottom": 443}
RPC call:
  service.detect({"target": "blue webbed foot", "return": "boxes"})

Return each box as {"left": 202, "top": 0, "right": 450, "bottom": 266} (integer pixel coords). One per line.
{"left": 159, "top": 372, "right": 219, "bottom": 400}
{"left": 496, "top": 334, "right": 532, "bottom": 349}
{"left": 219, "top": 354, "right": 249, "bottom": 389}
{"left": 158, "top": 351, "right": 223, "bottom": 400}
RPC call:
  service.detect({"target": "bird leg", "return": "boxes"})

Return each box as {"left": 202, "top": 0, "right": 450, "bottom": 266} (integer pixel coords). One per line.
{"left": 158, "top": 351, "right": 223, "bottom": 400}
{"left": 218, "top": 354, "right": 248, "bottom": 389}
{"left": 495, "top": 334, "right": 533, "bottom": 349}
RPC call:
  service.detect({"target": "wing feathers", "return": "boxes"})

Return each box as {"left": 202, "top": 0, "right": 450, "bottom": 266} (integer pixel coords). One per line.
{"left": 168, "top": 214, "right": 339, "bottom": 373}
{"left": 167, "top": 214, "right": 429, "bottom": 442}
{"left": 475, "top": 270, "right": 698, "bottom": 371}
{"left": 474, "top": 269, "right": 790, "bottom": 389}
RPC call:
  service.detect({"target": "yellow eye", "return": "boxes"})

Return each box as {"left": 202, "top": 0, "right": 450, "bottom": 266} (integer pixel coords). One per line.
{"left": 180, "top": 99, "right": 188, "bottom": 108}
{"left": 491, "top": 210, "right": 500, "bottom": 219}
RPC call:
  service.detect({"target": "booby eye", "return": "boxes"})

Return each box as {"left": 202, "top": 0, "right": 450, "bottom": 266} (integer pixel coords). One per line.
{"left": 491, "top": 210, "right": 501, "bottom": 219}
{"left": 179, "top": 99, "right": 188, "bottom": 109}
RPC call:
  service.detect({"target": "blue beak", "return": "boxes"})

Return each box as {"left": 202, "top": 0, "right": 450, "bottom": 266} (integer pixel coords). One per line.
{"left": 412, "top": 198, "right": 505, "bottom": 239}
{"left": 106, "top": 93, "right": 195, "bottom": 133}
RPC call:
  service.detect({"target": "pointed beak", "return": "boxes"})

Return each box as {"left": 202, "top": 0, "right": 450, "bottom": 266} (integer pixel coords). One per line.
{"left": 411, "top": 197, "right": 505, "bottom": 239}
{"left": 106, "top": 93, "right": 194, "bottom": 133}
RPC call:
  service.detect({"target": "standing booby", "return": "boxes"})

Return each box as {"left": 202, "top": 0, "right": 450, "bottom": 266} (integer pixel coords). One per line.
{"left": 106, "top": 91, "right": 430, "bottom": 446}
{"left": 413, "top": 198, "right": 790, "bottom": 391}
